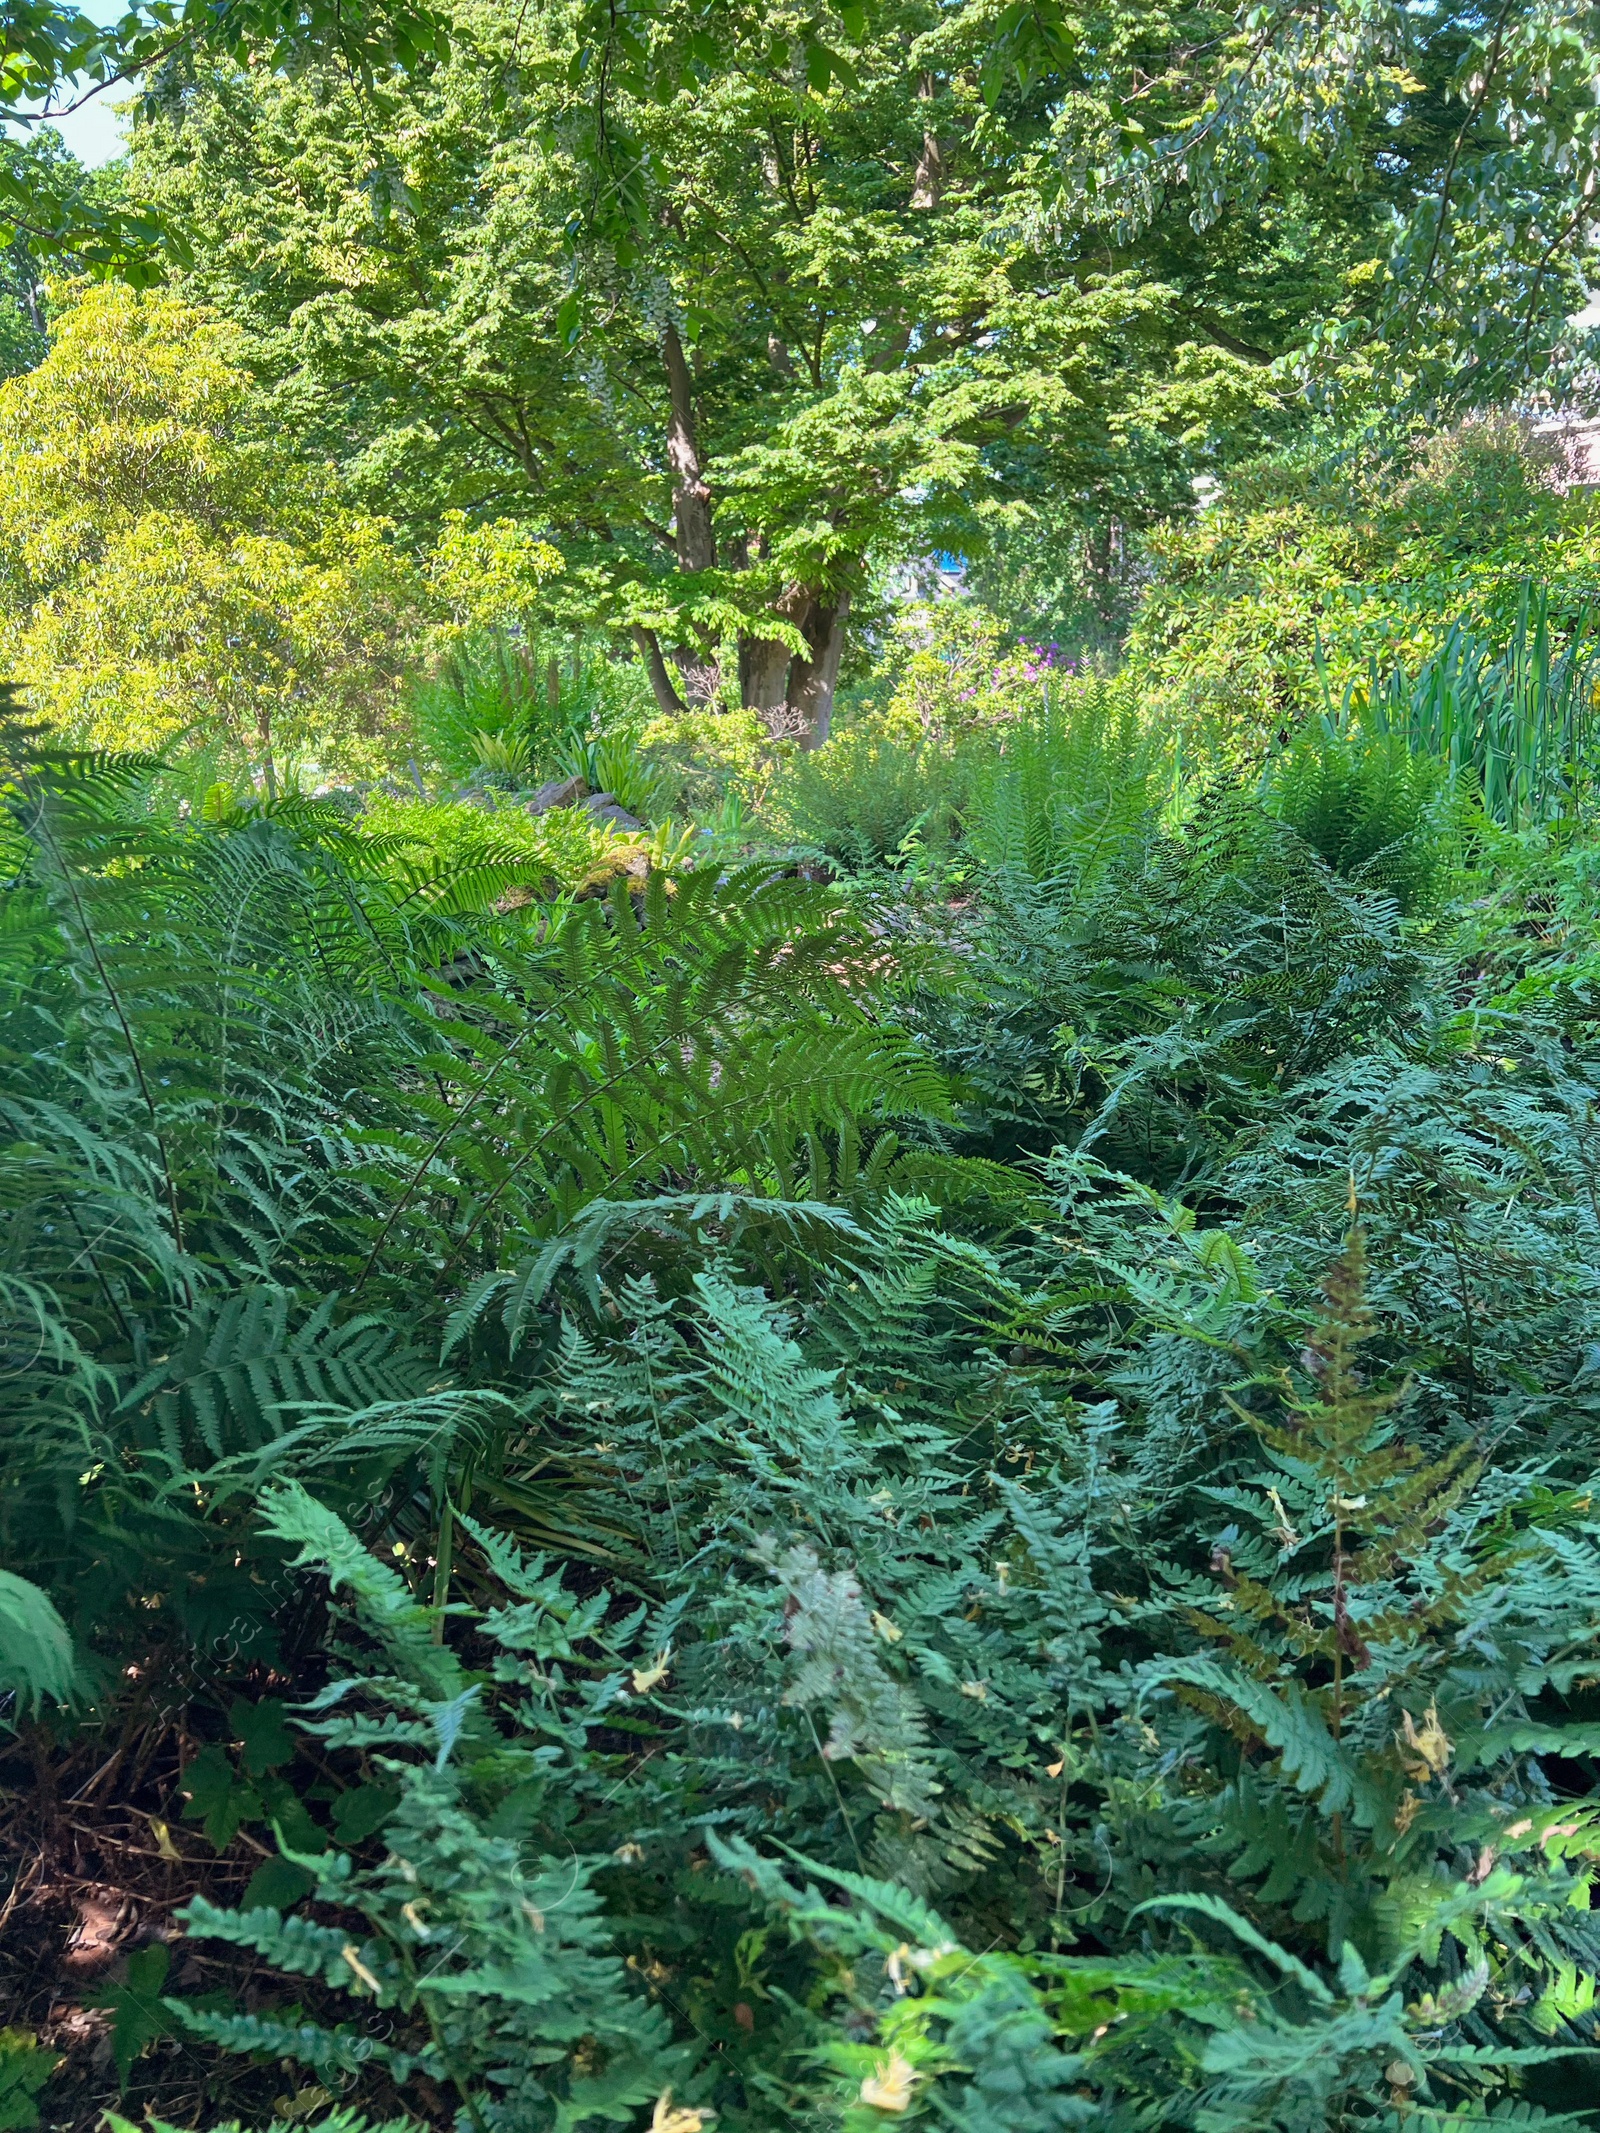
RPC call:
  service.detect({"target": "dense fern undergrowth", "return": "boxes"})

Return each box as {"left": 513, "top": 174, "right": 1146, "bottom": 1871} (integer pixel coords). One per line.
{"left": 12, "top": 680, "right": 1600, "bottom": 2133}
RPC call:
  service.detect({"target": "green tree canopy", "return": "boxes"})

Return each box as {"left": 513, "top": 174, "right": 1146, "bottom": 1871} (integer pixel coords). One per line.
{"left": 123, "top": 0, "right": 1600, "bottom": 736}
{"left": 0, "top": 281, "right": 430, "bottom": 777}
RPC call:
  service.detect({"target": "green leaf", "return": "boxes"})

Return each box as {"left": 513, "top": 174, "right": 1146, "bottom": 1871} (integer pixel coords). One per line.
{"left": 330, "top": 1782, "right": 400, "bottom": 1846}
{"left": 0, "top": 1571, "right": 75, "bottom": 1714}
{"left": 231, "top": 1696, "right": 296, "bottom": 1775}
{"left": 85, "top": 1942, "right": 173, "bottom": 2090}
{"left": 241, "top": 1856, "right": 317, "bottom": 1912}
{"left": 0, "top": 2029, "right": 55, "bottom": 2132}
{"left": 1132, "top": 1893, "right": 1334, "bottom": 2006}
{"left": 180, "top": 1743, "right": 262, "bottom": 1850}
{"left": 256, "top": 1773, "right": 325, "bottom": 1854}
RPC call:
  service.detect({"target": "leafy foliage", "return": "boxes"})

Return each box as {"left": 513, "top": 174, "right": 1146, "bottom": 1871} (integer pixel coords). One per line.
{"left": 12, "top": 9, "right": 1600, "bottom": 2133}
{"left": 413, "top": 628, "right": 653, "bottom": 795}
{"left": 0, "top": 284, "right": 429, "bottom": 779}
{"left": 767, "top": 719, "right": 957, "bottom": 868}
{"left": 0, "top": 2031, "right": 55, "bottom": 2132}
{"left": 0, "top": 1568, "right": 76, "bottom": 1715}
{"left": 1127, "top": 421, "right": 1600, "bottom": 751}
{"left": 1264, "top": 721, "right": 1452, "bottom": 915}
{"left": 1346, "top": 588, "right": 1600, "bottom": 832}
{"left": 0, "top": 725, "right": 942, "bottom": 1679}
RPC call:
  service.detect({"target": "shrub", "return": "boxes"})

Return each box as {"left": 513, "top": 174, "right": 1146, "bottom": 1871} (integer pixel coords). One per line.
{"left": 637, "top": 703, "right": 777, "bottom": 819}
{"left": 1125, "top": 419, "right": 1600, "bottom": 749}
{"left": 358, "top": 789, "right": 624, "bottom": 889}
{"left": 842, "top": 598, "right": 1043, "bottom": 742}
{"left": 0, "top": 283, "right": 427, "bottom": 780}
{"left": 766, "top": 718, "right": 958, "bottom": 867}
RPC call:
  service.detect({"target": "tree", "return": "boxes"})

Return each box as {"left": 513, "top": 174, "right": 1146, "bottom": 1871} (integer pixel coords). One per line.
{"left": 130, "top": 0, "right": 1600, "bottom": 738}
{"left": 0, "top": 281, "right": 429, "bottom": 778}
{"left": 128, "top": 11, "right": 1269, "bottom": 744}
{"left": 0, "top": 130, "right": 105, "bottom": 376}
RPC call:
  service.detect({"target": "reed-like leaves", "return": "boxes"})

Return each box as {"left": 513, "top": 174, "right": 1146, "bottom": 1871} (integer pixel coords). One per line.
{"left": 1336, "top": 583, "right": 1600, "bottom": 829}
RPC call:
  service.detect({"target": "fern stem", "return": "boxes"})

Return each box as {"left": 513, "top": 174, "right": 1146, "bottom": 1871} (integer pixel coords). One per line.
{"left": 420, "top": 2001, "right": 490, "bottom": 2133}
{"left": 1447, "top": 1222, "right": 1478, "bottom": 1429}
{"left": 63, "top": 1202, "right": 135, "bottom": 1347}
{"left": 806, "top": 1712, "right": 866, "bottom": 1875}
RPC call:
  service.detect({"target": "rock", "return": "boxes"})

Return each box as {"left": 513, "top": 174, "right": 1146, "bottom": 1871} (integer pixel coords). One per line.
{"left": 494, "top": 880, "right": 559, "bottom": 914}
{"left": 580, "top": 790, "right": 646, "bottom": 830}
{"left": 523, "top": 774, "right": 588, "bottom": 815}
{"left": 574, "top": 845, "right": 653, "bottom": 901}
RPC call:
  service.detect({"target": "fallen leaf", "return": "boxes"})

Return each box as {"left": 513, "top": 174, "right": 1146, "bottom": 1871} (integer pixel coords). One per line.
{"left": 1397, "top": 1703, "right": 1452, "bottom": 1782}
{"left": 860, "top": 2049, "right": 919, "bottom": 2112}
{"left": 341, "top": 1944, "right": 382, "bottom": 1995}
{"left": 147, "top": 1818, "right": 182, "bottom": 1863}
{"left": 60, "top": 1892, "right": 131, "bottom": 1976}
{"left": 650, "top": 2090, "right": 714, "bottom": 2133}
{"left": 274, "top": 2086, "right": 333, "bottom": 2122}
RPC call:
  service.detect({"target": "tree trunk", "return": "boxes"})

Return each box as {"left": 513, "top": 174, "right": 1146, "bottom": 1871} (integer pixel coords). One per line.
{"left": 257, "top": 703, "right": 278, "bottom": 799}
{"left": 784, "top": 593, "right": 849, "bottom": 750}
{"left": 739, "top": 633, "right": 793, "bottom": 713}
{"left": 739, "top": 580, "right": 812, "bottom": 719}
{"left": 659, "top": 319, "right": 722, "bottom": 702}
{"left": 663, "top": 321, "right": 715, "bottom": 573}
{"left": 910, "top": 72, "right": 945, "bottom": 208}
{"left": 633, "top": 626, "right": 688, "bottom": 716}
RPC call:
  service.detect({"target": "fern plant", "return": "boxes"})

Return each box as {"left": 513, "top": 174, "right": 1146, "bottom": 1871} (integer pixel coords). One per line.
{"left": 767, "top": 720, "right": 958, "bottom": 869}
{"left": 0, "top": 726, "right": 945, "bottom": 1681}
{"left": 958, "top": 676, "right": 1164, "bottom": 891}
{"left": 909, "top": 785, "right": 1421, "bottom": 1175}
{"left": 1100, "top": 1230, "right": 1600, "bottom": 2123}
{"left": 157, "top": 1225, "right": 1600, "bottom": 2132}
{"left": 1264, "top": 720, "right": 1455, "bottom": 916}
{"left": 172, "top": 1481, "right": 687, "bottom": 2133}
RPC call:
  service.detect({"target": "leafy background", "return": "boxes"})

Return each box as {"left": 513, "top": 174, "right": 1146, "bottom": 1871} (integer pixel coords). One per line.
{"left": 6, "top": 0, "right": 1600, "bottom": 2129}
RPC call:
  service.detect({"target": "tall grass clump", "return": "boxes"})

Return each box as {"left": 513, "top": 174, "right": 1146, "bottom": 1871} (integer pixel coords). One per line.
{"left": 414, "top": 628, "right": 653, "bottom": 789}
{"left": 1337, "top": 584, "right": 1600, "bottom": 830}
